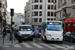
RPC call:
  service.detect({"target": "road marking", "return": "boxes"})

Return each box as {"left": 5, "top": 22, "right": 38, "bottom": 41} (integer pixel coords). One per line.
{"left": 22, "top": 43, "right": 33, "bottom": 48}
{"left": 3, "top": 46, "right": 9, "bottom": 47}
{"left": 40, "top": 43, "right": 57, "bottom": 50}
{"left": 31, "top": 43, "right": 44, "bottom": 49}
{"left": 61, "top": 44, "right": 74, "bottom": 49}
{"left": 51, "top": 44, "right": 66, "bottom": 49}
{"left": 14, "top": 44, "right": 21, "bottom": 48}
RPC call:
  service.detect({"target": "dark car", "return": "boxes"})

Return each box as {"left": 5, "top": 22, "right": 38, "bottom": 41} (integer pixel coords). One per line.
{"left": 64, "top": 32, "right": 75, "bottom": 43}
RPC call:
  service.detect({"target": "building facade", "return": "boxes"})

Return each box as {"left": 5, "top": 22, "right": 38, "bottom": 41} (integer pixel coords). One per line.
{"left": 56, "top": 0, "right": 75, "bottom": 33}
{"left": 0, "top": 0, "right": 7, "bottom": 34}
{"left": 25, "top": 0, "right": 57, "bottom": 29}
{"left": 6, "top": 12, "right": 24, "bottom": 27}
{"left": 24, "top": 2, "right": 29, "bottom": 24}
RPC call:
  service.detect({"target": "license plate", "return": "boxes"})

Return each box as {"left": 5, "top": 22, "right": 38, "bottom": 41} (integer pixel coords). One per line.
{"left": 24, "top": 37, "right": 27, "bottom": 38}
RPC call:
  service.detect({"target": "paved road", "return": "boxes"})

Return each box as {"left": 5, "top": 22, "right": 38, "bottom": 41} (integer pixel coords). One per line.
{"left": 1, "top": 38, "right": 75, "bottom": 50}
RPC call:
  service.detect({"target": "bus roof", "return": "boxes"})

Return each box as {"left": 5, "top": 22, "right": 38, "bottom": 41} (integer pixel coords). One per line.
{"left": 43, "top": 21, "right": 62, "bottom": 23}
{"left": 19, "top": 25, "right": 32, "bottom": 26}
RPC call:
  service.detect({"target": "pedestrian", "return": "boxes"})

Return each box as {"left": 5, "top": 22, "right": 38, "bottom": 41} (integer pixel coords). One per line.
{"left": 3, "top": 26, "right": 7, "bottom": 39}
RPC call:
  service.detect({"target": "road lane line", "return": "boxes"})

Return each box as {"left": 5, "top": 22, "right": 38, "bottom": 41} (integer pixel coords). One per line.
{"left": 22, "top": 43, "right": 33, "bottom": 48}
{"left": 3, "top": 46, "right": 9, "bottom": 47}
{"left": 31, "top": 43, "right": 44, "bottom": 49}
{"left": 14, "top": 44, "right": 21, "bottom": 48}
{"left": 61, "top": 44, "right": 74, "bottom": 49}
{"left": 40, "top": 43, "right": 57, "bottom": 50}
{"left": 51, "top": 44, "right": 67, "bottom": 49}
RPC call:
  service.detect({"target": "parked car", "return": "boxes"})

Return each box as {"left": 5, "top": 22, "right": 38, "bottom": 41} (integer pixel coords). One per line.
{"left": 64, "top": 32, "right": 75, "bottom": 43}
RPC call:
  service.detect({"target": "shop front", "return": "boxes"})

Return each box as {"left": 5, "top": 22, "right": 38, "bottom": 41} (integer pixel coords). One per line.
{"left": 65, "top": 18, "right": 75, "bottom": 33}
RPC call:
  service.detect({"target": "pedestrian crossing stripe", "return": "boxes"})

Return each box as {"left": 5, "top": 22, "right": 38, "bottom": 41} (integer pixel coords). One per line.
{"left": 22, "top": 43, "right": 33, "bottom": 48}
{"left": 2, "top": 43, "right": 75, "bottom": 50}
{"left": 31, "top": 43, "right": 44, "bottom": 48}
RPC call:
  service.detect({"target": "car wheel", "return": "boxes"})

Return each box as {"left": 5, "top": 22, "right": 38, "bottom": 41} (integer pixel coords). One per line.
{"left": 63, "top": 37, "right": 66, "bottom": 41}
{"left": 71, "top": 38, "right": 74, "bottom": 43}
{"left": 18, "top": 40, "right": 22, "bottom": 43}
{"left": 59, "top": 41, "right": 63, "bottom": 44}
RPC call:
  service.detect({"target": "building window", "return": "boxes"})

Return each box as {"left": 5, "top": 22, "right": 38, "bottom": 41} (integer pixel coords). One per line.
{"left": 51, "top": 18, "right": 53, "bottom": 21}
{"left": 48, "top": 5, "right": 50, "bottom": 9}
{"left": 48, "top": 12, "right": 50, "bottom": 16}
{"left": 32, "top": 12, "right": 33, "bottom": 16}
{"left": 55, "top": 0, "right": 57, "bottom": 3}
{"left": 34, "top": 18, "right": 38, "bottom": 22}
{"left": 54, "top": 12, "right": 56, "bottom": 16}
{"left": 34, "top": 0, "right": 38, "bottom": 3}
{"left": 48, "top": 0, "right": 50, "bottom": 2}
{"left": 51, "top": 5, "right": 53, "bottom": 9}
{"left": 39, "top": 18, "right": 42, "bottom": 22}
{"left": 74, "top": 9, "right": 75, "bottom": 15}
{"left": 32, "top": 5, "right": 33, "bottom": 10}
{"left": 40, "top": 0, "right": 42, "bottom": 2}
{"left": 34, "top": 11, "right": 38, "bottom": 16}
{"left": 51, "top": 12, "right": 53, "bottom": 16}
{"left": 40, "top": 5, "right": 42, "bottom": 9}
{"left": 47, "top": 18, "right": 50, "bottom": 20}
{"left": 54, "top": 18, "right": 56, "bottom": 20}
{"left": 55, "top": 5, "right": 56, "bottom": 10}
{"left": 34, "top": 5, "right": 38, "bottom": 9}
{"left": 52, "top": 0, "right": 54, "bottom": 3}
{"left": 39, "top": 11, "right": 42, "bottom": 16}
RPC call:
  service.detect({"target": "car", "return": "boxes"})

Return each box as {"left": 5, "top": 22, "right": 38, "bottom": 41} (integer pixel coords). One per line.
{"left": 14, "top": 25, "right": 33, "bottom": 43}
{"left": 64, "top": 32, "right": 75, "bottom": 43}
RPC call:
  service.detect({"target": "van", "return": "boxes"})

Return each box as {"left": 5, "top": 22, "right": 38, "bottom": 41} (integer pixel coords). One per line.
{"left": 15, "top": 25, "right": 33, "bottom": 43}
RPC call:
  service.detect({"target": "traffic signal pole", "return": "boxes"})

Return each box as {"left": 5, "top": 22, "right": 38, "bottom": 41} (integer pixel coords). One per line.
{"left": 10, "top": 9, "right": 14, "bottom": 43}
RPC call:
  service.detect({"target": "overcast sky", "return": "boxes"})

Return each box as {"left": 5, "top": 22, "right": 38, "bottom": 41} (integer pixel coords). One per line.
{"left": 7, "top": 0, "right": 28, "bottom": 14}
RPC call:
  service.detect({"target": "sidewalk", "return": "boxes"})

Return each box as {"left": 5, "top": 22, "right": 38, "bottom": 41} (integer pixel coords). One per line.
{"left": 0, "top": 33, "right": 18, "bottom": 46}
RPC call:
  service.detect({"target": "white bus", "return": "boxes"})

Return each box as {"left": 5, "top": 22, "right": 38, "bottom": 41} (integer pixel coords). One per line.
{"left": 41, "top": 21, "right": 63, "bottom": 43}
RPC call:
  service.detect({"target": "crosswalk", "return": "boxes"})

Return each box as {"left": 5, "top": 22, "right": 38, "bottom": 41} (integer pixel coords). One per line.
{"left": 2, "top": 43, "right": 75, "bottom": 50}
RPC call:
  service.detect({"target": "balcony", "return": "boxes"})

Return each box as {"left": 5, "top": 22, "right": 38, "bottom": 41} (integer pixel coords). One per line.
{"left": 63, "top": 2, "right": 67, "bottom": 6}
{"left": 72, "top": 0, "right": 75, "bottom": 3}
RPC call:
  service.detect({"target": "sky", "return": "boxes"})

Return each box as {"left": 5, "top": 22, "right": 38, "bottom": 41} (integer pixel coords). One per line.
{"left": 7, "top": 0, "right": 28, "bottom": 14}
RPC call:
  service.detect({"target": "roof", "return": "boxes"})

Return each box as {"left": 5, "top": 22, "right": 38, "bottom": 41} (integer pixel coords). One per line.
{"left": 19, "top": 24, "right": 32, "bottom": 26}
{"left": 43, "top": 21, "right": 62, "bottom": 23}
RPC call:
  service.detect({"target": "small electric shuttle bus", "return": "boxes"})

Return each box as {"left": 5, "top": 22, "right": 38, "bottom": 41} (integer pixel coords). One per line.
{"left": 41, "top": 21, "right": 63, "bottom": 43}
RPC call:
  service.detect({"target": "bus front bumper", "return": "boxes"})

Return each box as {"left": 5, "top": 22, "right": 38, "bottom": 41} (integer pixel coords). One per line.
{"left": 46, "top": 36, "right": 63, "bottom": 41}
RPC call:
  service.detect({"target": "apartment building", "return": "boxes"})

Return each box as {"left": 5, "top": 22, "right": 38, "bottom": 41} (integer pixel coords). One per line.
{"left": 24, "top": 2, "right": 29, "bottom": 24}
{"left": 0, "top": 0, "right": 7, "bottom": 34}
{"left": 6, "top": 12, "right": 24, "bottom": 27}
{"left": 56, "top": 0, "right": 75, "bottom": 33}
{"left": 25, "top": 0, "right": 57, "bottom": 29}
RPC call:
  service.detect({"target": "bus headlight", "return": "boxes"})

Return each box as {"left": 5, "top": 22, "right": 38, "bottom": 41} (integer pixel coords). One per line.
{"left": 46, "top": 32, "right": 52, "bottom": 36}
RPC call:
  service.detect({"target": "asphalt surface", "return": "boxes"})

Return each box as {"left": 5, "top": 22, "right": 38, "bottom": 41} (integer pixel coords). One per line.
{"left": 0, "top": 38, "right": 75, "bottom": 50}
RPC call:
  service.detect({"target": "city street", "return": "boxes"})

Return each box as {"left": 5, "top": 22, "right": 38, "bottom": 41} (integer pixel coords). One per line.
{"left": 0, "top": 36, "right": 75, "bottom": 50}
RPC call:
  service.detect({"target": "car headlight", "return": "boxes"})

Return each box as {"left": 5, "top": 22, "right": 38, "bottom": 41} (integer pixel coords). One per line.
{"left": 18, "top": 32, "right": 21, "bottom": 36}
{"left": 31, "top": 32, "right": 34, "bottom": 35}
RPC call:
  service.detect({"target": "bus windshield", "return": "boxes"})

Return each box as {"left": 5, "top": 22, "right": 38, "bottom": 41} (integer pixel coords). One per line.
{"left": 47, "top": 22, "right": 62, "bottom": 31}
{"left": 19, "top": 26, "right": 32, "bottom": 31}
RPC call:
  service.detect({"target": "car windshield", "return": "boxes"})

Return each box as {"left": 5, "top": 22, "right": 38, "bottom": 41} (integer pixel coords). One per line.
{"left": 19, "top": 26, "right": 32, "bottom": 31}
{"left": 47, "top": 22, "right": 62, "bottom": 31}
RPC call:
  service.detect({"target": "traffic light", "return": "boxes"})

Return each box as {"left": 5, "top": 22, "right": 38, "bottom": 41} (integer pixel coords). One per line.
{"left": 0, "top": 2, "right": 2, "bottom": 8}
{"left": 10, "top": 9, "right": 14, "bottom": 16}
{"left": 12, "top": 22, "right": 15, "bottom": 25}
